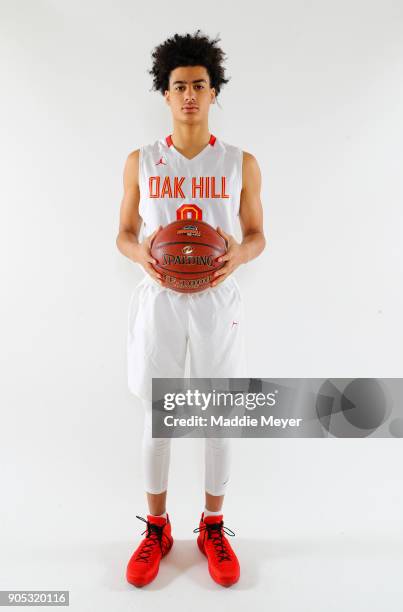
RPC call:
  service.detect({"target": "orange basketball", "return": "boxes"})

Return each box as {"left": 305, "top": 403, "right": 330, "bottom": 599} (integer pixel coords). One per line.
{"left": 150, "top": 220, "right": 227, "bottom": 293}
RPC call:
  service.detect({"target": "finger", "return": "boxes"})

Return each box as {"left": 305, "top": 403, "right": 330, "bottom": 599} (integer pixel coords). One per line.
{"left": 146, "top": 255, "right": 158, "bottom": 265}
{"left": 216, "top": 226, "right": 230, "bottom": 244}
{"left": 144, "top": 263, "right": 162, "bottom": 280}
{"left": 215, "top": 259, "right": 230, "bottom": 271}
{"left": 216, "top": 253, "right": 231, "bottom": 263}
{"left": 213, "top": 262, "right": 231, "bottom": 278}
{"left": 213, "top": 267, "right": 230, "bottom": 279}
{"left": 211, "top": 273, "right": 227, "bottom": 287}
{"left": 216, "top": 225, "right": 229, "bottom": 238}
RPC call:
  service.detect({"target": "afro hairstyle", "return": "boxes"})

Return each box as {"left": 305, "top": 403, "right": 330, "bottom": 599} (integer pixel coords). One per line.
{"left": 149, "top": 30, "right": 230, "bottom": 97}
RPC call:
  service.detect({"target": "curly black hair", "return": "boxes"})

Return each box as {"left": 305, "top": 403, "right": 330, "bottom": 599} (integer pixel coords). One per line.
{"left": 149, "top": 30, "right": 230, "bottom": 97}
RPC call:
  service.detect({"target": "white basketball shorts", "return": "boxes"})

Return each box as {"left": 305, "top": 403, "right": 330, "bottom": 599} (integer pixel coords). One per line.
{"left": 127, "top": 275, "right": 246, "bottom": 401}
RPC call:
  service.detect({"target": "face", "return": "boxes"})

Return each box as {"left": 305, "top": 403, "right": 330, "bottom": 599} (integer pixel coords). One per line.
{"left": 164, "top": 65, "right": 216, "bottom": 124}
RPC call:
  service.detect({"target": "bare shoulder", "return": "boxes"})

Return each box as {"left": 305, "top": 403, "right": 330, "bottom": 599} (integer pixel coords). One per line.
{"left": 127, "top": 148, "right": 140, "bottom": 161}
{"left": 123, "top": 148, "right": 140, "bottom": 188}
{"left": 242, "top": 150, "right": 260, "bottom": 168}
{"left": 242, "top": 150, "right": 258, "bottom": 163}
{"left": 241, "top": 150, "right": 261, "bottom": 186}
{"left": 126, "top": 148, "right": 140, "bottom": 169}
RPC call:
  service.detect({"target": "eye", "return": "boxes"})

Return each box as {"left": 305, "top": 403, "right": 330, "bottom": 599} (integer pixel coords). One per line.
{"left": 194, "top": 85, "right": 204, "bottom": 90}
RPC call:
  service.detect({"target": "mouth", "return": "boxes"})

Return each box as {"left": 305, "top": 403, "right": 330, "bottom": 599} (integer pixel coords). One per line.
{"left": 182, "top": 106, "right": 199, "bottom": 113}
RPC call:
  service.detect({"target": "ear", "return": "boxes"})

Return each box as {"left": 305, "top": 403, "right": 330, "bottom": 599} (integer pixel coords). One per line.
{"left": 211, "top": 87, "right": 216, "bottom": 104}
{"left": 164, "top": 90, "right": 170, "bottom": 105}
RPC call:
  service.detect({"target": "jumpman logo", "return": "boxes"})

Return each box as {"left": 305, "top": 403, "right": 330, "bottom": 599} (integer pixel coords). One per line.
{"left": 232, "top": 320, "right": 239, "bottom": 328}
{"left": 155, "top": 156, "right": 167, "bottom": 166}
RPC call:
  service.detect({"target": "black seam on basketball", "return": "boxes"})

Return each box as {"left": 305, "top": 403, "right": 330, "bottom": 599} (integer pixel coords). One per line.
{"left": 153, "top": 241, "right": 224, "bottom": 251}
{"left": 154, "top": 264, "right": 219, "bottom": 275}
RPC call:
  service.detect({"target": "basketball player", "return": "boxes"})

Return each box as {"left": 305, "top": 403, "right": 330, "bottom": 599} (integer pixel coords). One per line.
{"left": 116, "top": 31, "right": 265, "bottom": 588}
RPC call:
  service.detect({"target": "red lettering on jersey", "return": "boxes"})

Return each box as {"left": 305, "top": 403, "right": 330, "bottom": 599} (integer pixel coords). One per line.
{"left": 174, "top": 177, "right": 185, "bottom": 198}
{"left": 161, "top": 176, "right": 173, "bottom": 198}
{"left": 222, "top": 176, "right": 230, "bottom": 198}
{"left": 176, "top": 204, "right": 203, "bottom": 220}
{"left": 149, "top": 176, "right": 160, "bottom": 198}
{"left": 211, "top": 177, "right": 220, "bottom": 198}
{"left": 148, "top": 176, "right": 230, "bottom": 199}
{"left": 192, "top": 177, "right": 204, "bottom": 198}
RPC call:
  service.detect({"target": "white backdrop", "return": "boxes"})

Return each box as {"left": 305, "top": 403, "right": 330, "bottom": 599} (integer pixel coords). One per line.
{"left": 1, "top": 1, "right": 402, "bottom": 611}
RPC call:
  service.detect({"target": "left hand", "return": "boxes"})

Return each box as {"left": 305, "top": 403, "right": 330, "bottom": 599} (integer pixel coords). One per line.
{"left": 211, "top": 227, "right": 245, "bottom": 287}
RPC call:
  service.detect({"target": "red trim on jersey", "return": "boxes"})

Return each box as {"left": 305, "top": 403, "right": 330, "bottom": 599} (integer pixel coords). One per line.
{"left": 165, "top": 134, "right": 216, "bottom": 147}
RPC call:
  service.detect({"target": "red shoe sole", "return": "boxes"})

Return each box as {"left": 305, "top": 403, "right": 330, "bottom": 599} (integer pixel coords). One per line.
{"left": 127, "top": 569, "right": 158, "bottom": 588}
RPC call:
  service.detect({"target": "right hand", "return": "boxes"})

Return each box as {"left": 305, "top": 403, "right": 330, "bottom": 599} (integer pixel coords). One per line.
{"left": 132, "top": 226, "right": 164, "bottom": 284}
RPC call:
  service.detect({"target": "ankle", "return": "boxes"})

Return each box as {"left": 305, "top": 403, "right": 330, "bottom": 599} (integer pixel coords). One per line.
{"left": 204, "top": 507, "right": 223, "bottom": 518}
{"left": 149, "top": 511, "right": 167, "bottom": 520}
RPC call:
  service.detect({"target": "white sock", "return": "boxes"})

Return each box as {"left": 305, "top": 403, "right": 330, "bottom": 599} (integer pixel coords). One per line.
{"left": 204, "top": 507, "right": 223, "bottom": 518}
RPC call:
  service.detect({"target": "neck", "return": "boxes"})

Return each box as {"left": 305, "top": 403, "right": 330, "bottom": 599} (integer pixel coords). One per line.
{"left": 171, "top": 122, "right": 211, "bottom": 149}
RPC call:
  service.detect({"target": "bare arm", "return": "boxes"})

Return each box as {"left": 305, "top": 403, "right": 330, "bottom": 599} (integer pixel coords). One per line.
{"left": 212, "top": 152, "right": 266, "bottom": 286}
{"left": 238, "top": 151, "right": 266, "bottom": 262}
{"left": 115, "top": 150, "right": 162, "bottom": 283}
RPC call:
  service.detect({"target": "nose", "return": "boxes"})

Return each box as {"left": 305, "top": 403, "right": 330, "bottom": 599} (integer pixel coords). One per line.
{"left": 184, "top": 86, "right": 196, "bottom": 102}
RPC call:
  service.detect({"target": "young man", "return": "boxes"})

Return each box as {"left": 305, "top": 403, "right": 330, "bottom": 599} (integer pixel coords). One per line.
{"left": 116, "top": 31, "right": 265, "bottom": 588}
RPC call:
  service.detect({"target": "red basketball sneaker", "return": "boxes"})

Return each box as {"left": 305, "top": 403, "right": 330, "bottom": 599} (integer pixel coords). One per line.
{"left": 126, "top": 514, "right": 173, "bottom": 587}
{"left": 194, "top": 513, "right": 240, "bottom": 587}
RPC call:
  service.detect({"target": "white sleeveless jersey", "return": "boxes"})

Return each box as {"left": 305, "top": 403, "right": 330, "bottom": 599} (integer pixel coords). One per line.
{"left": 138, "top": 134, "right": 243, "bottom": 237}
